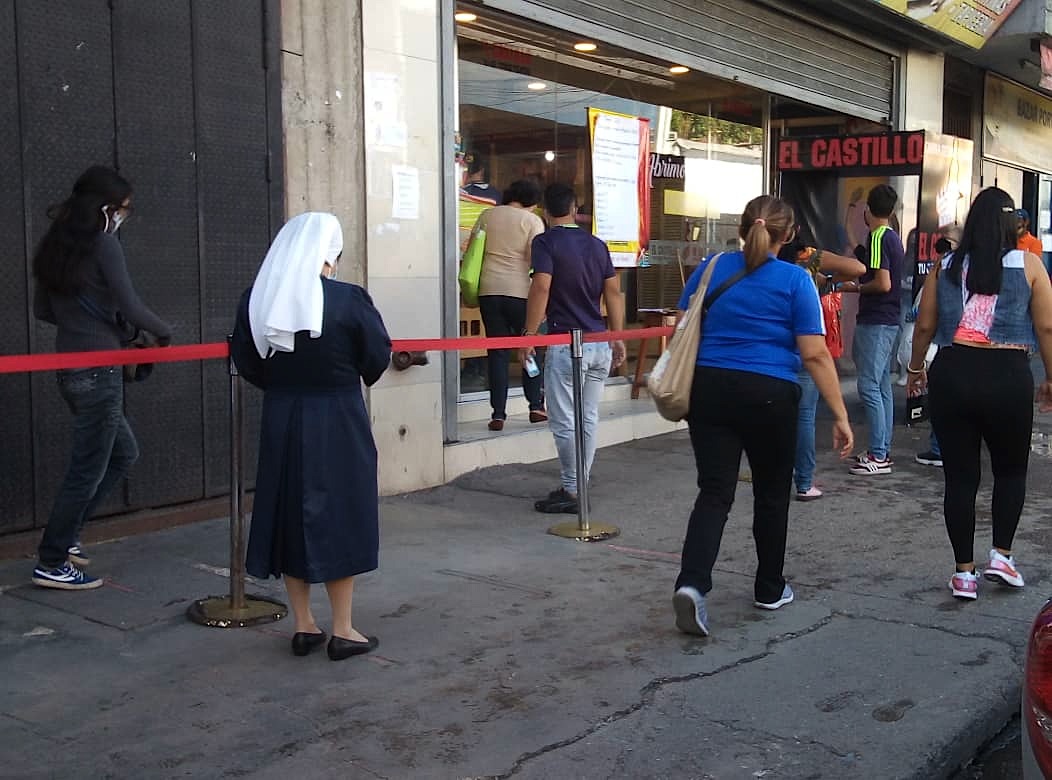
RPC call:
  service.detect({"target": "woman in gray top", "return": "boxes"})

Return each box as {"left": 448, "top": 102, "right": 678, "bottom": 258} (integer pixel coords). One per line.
{"left": 32, "top": 166, "right": 172, "bottom": 590}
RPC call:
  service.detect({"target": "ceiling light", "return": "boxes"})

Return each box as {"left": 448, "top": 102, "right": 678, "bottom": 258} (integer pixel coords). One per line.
{"left": 527, "top": 81, "right": 547, "bottom": 90}
{"left": 544, "top": 150, "right": 556, "bottom": 162}
{"left": 454, "top": 11, "right": 478, "bottom": 22}
{"left": 669, "top": 65, "right": 690, "bottom": 75}
{"left": 573, "top": 42, "right": 597, "bottom": 52}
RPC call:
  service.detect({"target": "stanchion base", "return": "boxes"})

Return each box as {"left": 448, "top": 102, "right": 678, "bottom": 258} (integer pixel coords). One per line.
{"left": 186, "top": 595, "right": 288, "bottom": 628}
{"left": 547, "top": 521, "right": 620, "bottom": 542}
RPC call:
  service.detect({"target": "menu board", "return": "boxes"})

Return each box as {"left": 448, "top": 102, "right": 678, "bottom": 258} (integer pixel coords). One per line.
{"left": 588, "top": 108, "right": 650, "bottom": 267}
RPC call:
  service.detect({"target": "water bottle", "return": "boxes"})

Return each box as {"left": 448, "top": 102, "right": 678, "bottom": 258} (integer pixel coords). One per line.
{"left": 524, "top": 355, "right": 540, "bottom": 378}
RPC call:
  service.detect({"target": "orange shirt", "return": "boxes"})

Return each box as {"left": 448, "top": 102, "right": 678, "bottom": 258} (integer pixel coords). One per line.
{"left": 1018, "top": 231, "right": 1043, "bottom": 256}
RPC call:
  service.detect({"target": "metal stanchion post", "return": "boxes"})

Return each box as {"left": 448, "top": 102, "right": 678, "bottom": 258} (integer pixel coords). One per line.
{"left": 187, "top": 337, "right": 287, "bottom": 628}
{"left": 548, "top": 329, "right": 620, "bottom": 542}
{"left": 229, "top": 348, "right": 246, "bottom": 610}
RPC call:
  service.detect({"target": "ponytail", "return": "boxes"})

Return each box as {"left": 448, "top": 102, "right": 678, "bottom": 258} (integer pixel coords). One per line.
{"left": 742, "top": 220, "right": 770, "bottom": 271}
{"left": 738, "top": 195, "right": 795, "bottom": 272}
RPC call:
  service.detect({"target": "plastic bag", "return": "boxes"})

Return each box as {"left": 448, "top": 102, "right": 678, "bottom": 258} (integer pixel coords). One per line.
{"left": 458, "top": 226, "right": 486, "bottom": 308}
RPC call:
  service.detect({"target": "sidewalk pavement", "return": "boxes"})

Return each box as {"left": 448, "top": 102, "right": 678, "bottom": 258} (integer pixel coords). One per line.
{"left": 3, "top": 406, "right": 1052, "bottom": 778}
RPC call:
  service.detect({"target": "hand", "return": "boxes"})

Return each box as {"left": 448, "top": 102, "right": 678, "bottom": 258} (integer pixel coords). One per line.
{"left": 1038, "top": 380, "right": 1052, "bottom": 413}
{"left": 832, "top": 417, "right": 854, "bottom": 459}
{"left": 906, "top": 369, "right": 926, "bottom": 398}
{"left": 518, "top": 346, "right": 535, "bottom": 367}
{"left": 610, "top": 340, "right": 626, "bottom": 369}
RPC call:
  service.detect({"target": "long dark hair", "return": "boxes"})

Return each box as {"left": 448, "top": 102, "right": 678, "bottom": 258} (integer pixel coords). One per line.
{"left": 32, "top": 166, "right": 132, "bottom": 295}
{"left": 739, "top": 195, "right": 794, "bottom": 271}
{"left": 947, "top": 186, "right": 1016, "bottom": 296}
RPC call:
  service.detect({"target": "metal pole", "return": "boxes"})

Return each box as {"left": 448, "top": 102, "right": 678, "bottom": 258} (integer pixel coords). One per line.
{"left": 228, "top": 340, "right": 246, "bottom": 611}
{"left": 570, "top": 329, "right": 590, "bottom": 533}
{"left": 547, "top": 330, "right": 619, "bottom": 542}
{"left": 185, "top": 337, "right": 287, "bottom": 627}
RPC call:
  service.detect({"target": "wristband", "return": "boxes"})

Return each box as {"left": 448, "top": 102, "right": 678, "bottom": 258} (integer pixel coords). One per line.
{"left": 906, "top": 363, "right": 926, "bottom": 374}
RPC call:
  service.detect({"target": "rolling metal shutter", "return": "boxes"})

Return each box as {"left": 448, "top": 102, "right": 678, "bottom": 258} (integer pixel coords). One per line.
{"left": 484, "top": 0, "right": 895, "bottom": 123}
{"left": 2, "top": 1, "right": 280, "bottom": 534}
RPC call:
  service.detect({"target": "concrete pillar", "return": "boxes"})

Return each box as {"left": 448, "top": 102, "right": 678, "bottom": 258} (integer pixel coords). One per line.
{"left": 280, "top": 0, "right": 367, "bottom": 284}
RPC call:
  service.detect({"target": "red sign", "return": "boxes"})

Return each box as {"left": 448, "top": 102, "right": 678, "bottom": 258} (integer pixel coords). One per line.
{"left": 777, "top": 132, "right": 925, "bottom": 172}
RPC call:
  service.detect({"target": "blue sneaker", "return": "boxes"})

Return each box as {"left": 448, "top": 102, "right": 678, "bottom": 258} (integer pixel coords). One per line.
{"left": 755, "top": 584, "right": 795, "bottom": 610}
{"left": 32, "top": 562, "right": 103, "bottom": 590}
{"left": 673, "top": 586, "right": 710, "bottom": 636}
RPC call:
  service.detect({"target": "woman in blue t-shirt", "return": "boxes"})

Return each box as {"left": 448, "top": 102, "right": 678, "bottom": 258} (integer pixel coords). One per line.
{"left": 672, "top": 195, "right": 854, "bottom": 637}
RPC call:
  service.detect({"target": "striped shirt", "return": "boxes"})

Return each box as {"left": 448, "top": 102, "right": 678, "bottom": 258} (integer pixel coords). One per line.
{"left": 856, "top": 224, "right": 904, "bottom": 326}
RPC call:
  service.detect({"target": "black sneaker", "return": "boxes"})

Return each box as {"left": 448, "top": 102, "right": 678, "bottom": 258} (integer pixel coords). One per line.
{"left": 915, "top": 451, "right": 943, "bottom": 467}
{"left": 534, "top": 488, "right": 579, "bottom": 514}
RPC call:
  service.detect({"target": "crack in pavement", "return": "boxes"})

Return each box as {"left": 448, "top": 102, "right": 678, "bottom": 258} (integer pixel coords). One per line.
{"left": 706, "top": 716, "right": 855, "bottom": 761}
{"left": 1, "top": 711, "right": 65, "bottom": 745}
{"left": 830, "top": 610, "right": 1022, "bottom": 649}
{"left": 482, "top": 615, "right": 836, "bottom": 779}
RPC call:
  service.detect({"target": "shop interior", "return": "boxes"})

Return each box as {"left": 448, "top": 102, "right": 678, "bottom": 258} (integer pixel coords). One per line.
{"left": 453, "top": 3, "right": 852, "bottom": 401}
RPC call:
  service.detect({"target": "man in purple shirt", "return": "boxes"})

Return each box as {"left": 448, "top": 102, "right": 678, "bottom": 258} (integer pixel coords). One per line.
{"left": 521, "top": 184, "right": 626, "bottom": 513}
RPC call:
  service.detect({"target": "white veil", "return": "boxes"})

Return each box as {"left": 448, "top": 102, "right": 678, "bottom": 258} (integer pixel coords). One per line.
{"left": 248, "top": 212, "right": 343, "bottom": 359}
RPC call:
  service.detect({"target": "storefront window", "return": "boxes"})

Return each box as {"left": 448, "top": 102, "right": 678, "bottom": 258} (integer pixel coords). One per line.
{"left": 453, "top": 6, "right": 765, "bottom": 399}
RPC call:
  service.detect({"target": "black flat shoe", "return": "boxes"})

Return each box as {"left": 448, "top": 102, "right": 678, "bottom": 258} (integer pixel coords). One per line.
{"left": 291, "top": 630, "right": 327, "bottom": 657}
{"left": 327, "top": 634, "right": 379, "bottom": 661}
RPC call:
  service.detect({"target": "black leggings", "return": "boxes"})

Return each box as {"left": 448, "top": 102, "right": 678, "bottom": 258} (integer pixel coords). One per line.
{"left": 928, "top": 345, "right": 1033, "bottom": 564}
{"left": 677, "top": 366, "right": 800, "bottom": 603}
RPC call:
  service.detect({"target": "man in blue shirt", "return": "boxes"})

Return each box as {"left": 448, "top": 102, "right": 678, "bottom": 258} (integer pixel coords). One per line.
{"left": 840, "top": 184, "right": 903, "bottom": 475}
{"left": 521, "top": 184, "right": 626, "bottom": 513}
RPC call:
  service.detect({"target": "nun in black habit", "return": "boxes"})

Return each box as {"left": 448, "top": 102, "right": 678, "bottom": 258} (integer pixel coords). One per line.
{"left": 230, "top": 212, "right": 391, "bottom": 661}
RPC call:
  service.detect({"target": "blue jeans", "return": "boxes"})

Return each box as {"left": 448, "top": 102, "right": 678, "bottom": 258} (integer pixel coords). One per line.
{"left": 794, "top": 370, "right": 820, "bottom": 492}
{"left": 38, "top": 367, "right": 139, "bottom": 567}
{"left": 928, "top": 430, "right": 941, "bottom": 457}
{"left": 853, "top": 323, "right": 899, "bottom": 461}
{"left": 544, "top": 342, "right": 612, "bottom": 495}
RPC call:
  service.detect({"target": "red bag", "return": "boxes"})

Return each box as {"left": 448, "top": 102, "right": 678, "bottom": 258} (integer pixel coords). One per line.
{"left": 821, "top": 292, "right": 843, "bottom": 358}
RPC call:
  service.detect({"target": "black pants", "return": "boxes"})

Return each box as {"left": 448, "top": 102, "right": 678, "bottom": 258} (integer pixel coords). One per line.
{"left": 928, "top": 345, "right": 1033, "bottom": 564}
{"left": 478, "top": 295, "right": 544, "bottom": 419}
{"left": 676, "top": 366, "right": 800, "bottom": 603}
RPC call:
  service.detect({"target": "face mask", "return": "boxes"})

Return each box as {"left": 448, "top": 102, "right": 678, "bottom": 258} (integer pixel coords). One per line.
{"left": 101, "top": 206, "right": 126, "bottom": 234}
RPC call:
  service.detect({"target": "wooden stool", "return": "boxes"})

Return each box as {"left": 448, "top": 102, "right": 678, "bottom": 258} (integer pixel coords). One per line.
{"left": 631, "top": 309, "right": 677, "bottom": 399}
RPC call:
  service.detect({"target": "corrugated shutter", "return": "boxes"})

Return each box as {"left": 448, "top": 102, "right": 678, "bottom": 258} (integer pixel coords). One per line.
{"left": 485, "top": 0, "right": 895, "bottom": 123}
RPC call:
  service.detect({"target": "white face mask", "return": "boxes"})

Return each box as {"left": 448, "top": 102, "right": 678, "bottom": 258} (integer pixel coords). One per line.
{"left": 101, "top": 206, "right": 126, "bottom": 234}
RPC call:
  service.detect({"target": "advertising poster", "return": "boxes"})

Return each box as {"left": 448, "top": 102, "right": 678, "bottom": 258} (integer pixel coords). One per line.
{"left": 588, "top": 107, "right": 650, "bottom": 267}
{"left": 871, "top": 0, "right": 1023, "bottom": 48}
{"left": 915, "top": 132, "right": 973, "bottom": 293}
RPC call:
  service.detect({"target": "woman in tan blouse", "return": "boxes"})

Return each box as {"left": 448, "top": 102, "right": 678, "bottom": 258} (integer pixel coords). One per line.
{"left": 476, "top": 180, "right": 547, "bottom": 430}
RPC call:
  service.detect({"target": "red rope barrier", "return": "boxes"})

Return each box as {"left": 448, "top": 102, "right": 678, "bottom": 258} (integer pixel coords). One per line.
{"left": 0, "top": 326, "right": 677, "bottom": 375}
{"left": 0, "top": 343, "right": 229, "bottom": 374}
{"left": 583, "top": 326, "right": 674, "bottom": 343}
